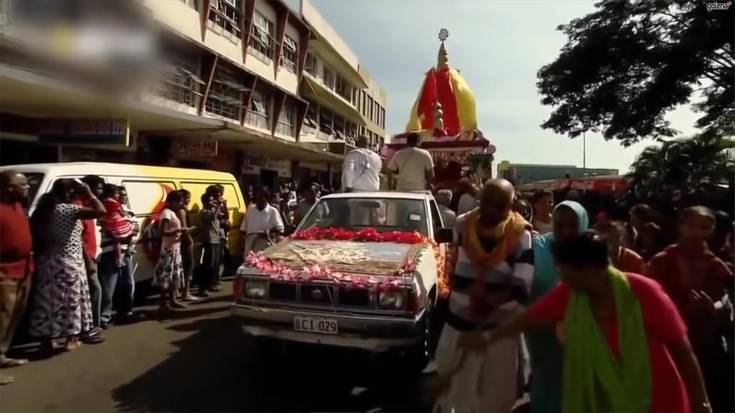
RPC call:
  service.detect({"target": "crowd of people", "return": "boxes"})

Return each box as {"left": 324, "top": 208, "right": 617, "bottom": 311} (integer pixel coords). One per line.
{"left": 1, "top": 131, "right": 733, "bottom": 413}
{"left": 0, "top": 171, "right": 237, "bottom": 385}
{"left": 431, "top": 180, "right": 734, "bottom": 413}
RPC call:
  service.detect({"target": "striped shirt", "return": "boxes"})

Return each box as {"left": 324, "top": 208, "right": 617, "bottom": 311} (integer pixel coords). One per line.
{"left": 448, "top": 212, "right": 534, "bottom": 330}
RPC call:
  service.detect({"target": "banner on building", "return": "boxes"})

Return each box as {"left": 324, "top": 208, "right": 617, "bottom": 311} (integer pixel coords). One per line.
{"left": 38, "top": 119, "right": 130, "bottom": 146}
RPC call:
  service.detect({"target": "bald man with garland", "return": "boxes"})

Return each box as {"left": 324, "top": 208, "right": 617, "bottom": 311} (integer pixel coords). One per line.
{"left": 434, "top": 179, "right": 534, "bottom": 413}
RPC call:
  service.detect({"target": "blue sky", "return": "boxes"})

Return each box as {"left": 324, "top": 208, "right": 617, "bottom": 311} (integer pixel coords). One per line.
{"left": 307, "top": 0, "right": 700, "bottom": 173}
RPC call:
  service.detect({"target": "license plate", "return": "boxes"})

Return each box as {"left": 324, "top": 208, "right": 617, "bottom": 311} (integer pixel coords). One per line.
{"left": 293, "top": 316, "right": 338, "bottom": 335}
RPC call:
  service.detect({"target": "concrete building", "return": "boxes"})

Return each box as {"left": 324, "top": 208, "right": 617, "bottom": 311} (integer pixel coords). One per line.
{"left": 295, "top": 0, "right": 386, "bottom": 184}
{"left": 0, "top": 0, "right": 386, "bottom": 191}
{"left": 497, "top": 161, "right": 619, "bottom": 185}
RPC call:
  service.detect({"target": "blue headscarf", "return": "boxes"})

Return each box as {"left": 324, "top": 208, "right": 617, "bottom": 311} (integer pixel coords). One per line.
{"left": 531, "top": 200, "right": 589, "bottom": 301}
{"left": 527, "top": 200, "right": 589, "bottom": 413}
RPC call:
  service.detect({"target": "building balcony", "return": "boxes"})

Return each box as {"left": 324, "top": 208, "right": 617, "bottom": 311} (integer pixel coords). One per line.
{"left": 301, "top": 74, "right": 363, "bottom": 125}
{"left": 244, "top": 109, "right": 270, "bottom": 131}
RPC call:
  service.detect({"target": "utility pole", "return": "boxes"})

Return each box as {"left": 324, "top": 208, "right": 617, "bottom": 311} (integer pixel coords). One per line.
{"left": 582, "top": 131, "right": 587, "bottom": 170}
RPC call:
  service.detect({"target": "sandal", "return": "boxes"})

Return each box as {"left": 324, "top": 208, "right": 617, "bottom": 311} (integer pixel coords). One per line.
{"left": 182, "top": 294, "right": 200, "bottom": 302}
{"left": 171, "top": 301, "right": 187, "bottom": 309}
{"left": 81, "top": 329, "right": 106, "bottom": 345}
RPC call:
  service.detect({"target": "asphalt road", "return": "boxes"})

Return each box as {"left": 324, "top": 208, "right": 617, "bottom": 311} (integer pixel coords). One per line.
{"left": 0, "top": 281, "right": 434, "bottom": 412}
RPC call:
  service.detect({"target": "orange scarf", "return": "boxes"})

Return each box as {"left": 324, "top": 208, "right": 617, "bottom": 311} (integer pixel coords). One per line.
{"left": 462, "top": 209, "right": 531, "bottom": 315}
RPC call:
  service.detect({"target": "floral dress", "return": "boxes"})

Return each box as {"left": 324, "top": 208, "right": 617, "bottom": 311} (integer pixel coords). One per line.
{"left": 154, "top": 208, "right": 183, "bottom": 290}
{"left": 30, "top": 204, "right": 93, "bottom": 338}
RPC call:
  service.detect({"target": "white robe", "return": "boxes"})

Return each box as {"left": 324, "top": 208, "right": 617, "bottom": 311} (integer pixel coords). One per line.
{"left": 434, "top": 301, "right": 524, "bottom": 413}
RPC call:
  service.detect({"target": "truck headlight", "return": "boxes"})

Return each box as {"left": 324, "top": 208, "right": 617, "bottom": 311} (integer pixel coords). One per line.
{"left": 244, "top": 280, "right": 268, "bottom": 299}
{"left": 379, "top": 290, "right": 405, "bottom": 309}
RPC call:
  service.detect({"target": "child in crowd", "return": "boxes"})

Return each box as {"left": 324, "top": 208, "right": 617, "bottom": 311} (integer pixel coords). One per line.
{"left": 101, "top": 184, "right": 136, "bottom": 267}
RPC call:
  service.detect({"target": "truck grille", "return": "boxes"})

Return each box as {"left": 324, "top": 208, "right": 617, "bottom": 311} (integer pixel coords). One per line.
{"left": 300, "top": 285, "right": 336, "bottom": 304}
{"left": 338, "top": 287, "right": 370, "bottom": 307}
{"left": 260, "top": 280, "right": 373, "bottom": 308}
{"left": 269, "top": 282, "right": 297, "bottom": 301}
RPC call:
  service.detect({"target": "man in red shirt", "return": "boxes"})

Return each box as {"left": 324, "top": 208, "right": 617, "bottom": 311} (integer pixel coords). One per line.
{"left": 0, "top": 171, "right": 33, "bottom": 385}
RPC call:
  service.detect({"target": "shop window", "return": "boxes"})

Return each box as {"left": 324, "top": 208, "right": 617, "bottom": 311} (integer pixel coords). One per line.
{"left": 248, "top": 11, "right": 274, "bottom": 62}
{"left": 245, "top": 89, "right": 270, "bottom": 129}
{"left": 209, "top": 0, "right": 241, "bottom": 39}
{"left": 276, "top": 102, "right": 296, "bottom": 137}
{"left": 206, "top": 69, "right": 247, "bottom": 121}
{"left": 120, "top": 180, "right": 177, "bottom": 216}
{"left": 280, "top": 35, "right": 297, "bottom": 73}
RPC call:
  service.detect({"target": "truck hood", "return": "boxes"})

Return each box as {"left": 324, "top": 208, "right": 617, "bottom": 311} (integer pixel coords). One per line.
{"left": 262, "top": 240, "right": 425, "bottom": 276}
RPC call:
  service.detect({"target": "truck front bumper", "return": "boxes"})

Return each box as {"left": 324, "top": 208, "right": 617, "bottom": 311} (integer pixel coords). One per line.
{"left": 231, "top": 303, "right": 425, "bottom": 352}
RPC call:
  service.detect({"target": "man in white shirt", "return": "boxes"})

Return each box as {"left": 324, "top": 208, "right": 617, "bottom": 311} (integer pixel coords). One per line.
{"left": 240, "top": 189, "right": 284, "bottom": 255}
{"left": 342, "top": 135, "right": 382, "bottom": 192}
{"left": 387, "top": 132, "right": 435, "bottom": 192}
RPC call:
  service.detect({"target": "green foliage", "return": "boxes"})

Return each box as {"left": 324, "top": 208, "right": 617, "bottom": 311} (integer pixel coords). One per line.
{"left": 626, "top": 135, "right": 734, "bottom": 208}
{"left": 538, "top": 0, "right": 734, "bottom": 145}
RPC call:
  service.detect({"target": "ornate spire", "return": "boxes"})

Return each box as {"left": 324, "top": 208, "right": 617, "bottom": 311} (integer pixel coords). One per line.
{"left": 437, "top": 28, "right": 449, "bottom": 70}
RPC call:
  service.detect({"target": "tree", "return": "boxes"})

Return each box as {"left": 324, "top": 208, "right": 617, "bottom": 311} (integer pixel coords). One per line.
{"left": 626, "top": 135, "right": 735, "bottom": 211}
{"left": 538, "top": 0, "right": 734, "bottom": 146}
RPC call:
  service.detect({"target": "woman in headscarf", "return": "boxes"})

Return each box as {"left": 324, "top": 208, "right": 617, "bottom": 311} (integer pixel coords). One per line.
{"left": 477, "top": 232, "right": 712, "bottom": 413}
{"left": 29, "top": 179, "right": 106, "bottom": 352}
{"left": 527, "top": 200, "right": 588, "bottom": 413}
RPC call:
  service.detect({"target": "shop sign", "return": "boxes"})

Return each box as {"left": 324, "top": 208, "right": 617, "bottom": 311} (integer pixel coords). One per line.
{"left": 242, "top": 155, "right": 291, "bottom": 177}
{"left": 38, "top": 119, "right": 130, "bottom": 146}
{"left": 172, "top": 139, "right": 218, "bottom": 159}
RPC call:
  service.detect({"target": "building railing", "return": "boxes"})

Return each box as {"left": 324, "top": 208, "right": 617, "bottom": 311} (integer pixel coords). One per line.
{"left": 275, "top": 120, "right": 294, "bottom": 137}
{"left": 244, "top": 110, "right": 269, "bottom": 130}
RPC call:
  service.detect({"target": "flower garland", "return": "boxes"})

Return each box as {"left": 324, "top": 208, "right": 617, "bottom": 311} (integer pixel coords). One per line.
{"left": 246, "top": 227, "right": 450, "bottom": 294}
{"left": 291, "top": 226, "right": 425, "bottom": 244}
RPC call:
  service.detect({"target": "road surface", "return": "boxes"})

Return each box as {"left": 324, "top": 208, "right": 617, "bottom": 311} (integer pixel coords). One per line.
{"left": 0, "top": 281, "right": 434, "bottom": 412}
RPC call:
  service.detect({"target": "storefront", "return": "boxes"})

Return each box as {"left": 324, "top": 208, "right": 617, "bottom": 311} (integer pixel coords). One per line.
{"left": 240, "top": 154, "right": 292, "bottom": 192}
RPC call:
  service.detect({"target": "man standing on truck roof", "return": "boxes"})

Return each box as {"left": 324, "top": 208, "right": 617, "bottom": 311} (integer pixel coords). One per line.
{"left": 341, "top": 135, "right": 382, "bottom": 193}
{"left": 387, "top": 132, "right": 435, "bottom": 192}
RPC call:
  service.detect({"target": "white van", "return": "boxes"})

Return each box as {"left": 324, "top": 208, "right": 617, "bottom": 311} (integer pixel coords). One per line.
{"left": 0, "top": 162, "right": 247, "bottom": 284}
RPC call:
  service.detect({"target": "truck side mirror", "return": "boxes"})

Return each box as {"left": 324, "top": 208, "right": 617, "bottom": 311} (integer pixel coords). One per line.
{"left": 434, "top": 228, "right": 453, "bottom": 244}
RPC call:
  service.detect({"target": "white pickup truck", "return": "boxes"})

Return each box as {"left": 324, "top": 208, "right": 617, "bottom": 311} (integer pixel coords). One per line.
{"left": 231, "top": 191, "right": 452, "bottom": 372}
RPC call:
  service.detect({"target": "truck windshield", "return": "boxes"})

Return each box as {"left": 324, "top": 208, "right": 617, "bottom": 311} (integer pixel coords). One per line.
{"left": 298, "top": 198, "right": 428, "bottom": 236}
